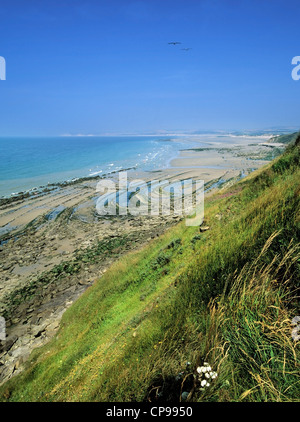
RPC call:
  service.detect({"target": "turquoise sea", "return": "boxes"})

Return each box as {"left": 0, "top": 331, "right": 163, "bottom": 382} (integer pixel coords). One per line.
{"left": 0, "top": 136, "right": 199, "bottom": 197}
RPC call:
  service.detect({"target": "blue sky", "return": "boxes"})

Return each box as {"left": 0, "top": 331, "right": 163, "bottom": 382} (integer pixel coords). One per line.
{"left": 0, "top": 0, "right": 299, "bottom": 136}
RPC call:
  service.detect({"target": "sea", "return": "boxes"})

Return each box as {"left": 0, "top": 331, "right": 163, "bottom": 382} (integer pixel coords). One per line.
{"left": 0, "top": 136, "right": 200, "bottom": 198}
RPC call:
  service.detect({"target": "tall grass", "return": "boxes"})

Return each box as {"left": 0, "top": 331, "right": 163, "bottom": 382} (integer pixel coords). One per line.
{"left": 192, "top": 233, "right": 299, "bottom": 402}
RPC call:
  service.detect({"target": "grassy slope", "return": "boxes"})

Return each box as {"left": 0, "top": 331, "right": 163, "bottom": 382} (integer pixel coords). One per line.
{"left": 270, "top": 131, "right": 300, "bottom": 144}
{"left": 1, "top": 138, "right": 299, "bottom": 402}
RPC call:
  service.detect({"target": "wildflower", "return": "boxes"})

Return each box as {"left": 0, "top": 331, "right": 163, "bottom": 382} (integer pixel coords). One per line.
{"left": 196, "top": 362, "right": 218, "bottom": 390}
{"left": 202, "top": 362, "right": 211, "bottom": 371}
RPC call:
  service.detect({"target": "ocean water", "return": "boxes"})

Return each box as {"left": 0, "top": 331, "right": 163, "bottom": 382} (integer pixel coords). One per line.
{"left": 0, "top": 136, "right": 198, "bottom": 197}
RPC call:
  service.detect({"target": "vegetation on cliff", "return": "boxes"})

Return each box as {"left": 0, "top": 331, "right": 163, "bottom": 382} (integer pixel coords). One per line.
{"left": 1, "top": 135, "right": 299, "bottom": 402}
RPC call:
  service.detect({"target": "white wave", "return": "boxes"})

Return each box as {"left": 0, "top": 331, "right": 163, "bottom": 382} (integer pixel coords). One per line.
{"left": 89, "top": 170, "right": 103, "bottom": 176}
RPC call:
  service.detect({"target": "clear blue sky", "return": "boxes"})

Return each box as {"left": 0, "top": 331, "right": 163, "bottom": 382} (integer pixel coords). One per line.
{"left": 0, "top": 0, "right": 299, "bottom": 136}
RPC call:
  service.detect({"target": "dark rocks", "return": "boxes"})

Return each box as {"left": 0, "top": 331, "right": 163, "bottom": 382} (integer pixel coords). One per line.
{"left": 3, "top": 263, "right": 13, "bottom": 271}
{"left": 181, "top": 391, "right": 189, "bottom": 401}
{"left": 31, "top": 324, "right": 46, "bottom": 338}
{"left": 146, "top": 369, "right": 194, "bottom": 402}
{"left": 78, "top": 279, "right": 90, "bottom": 286}
{"left": 0, "top": 335, "right": 17, "bottom": 353}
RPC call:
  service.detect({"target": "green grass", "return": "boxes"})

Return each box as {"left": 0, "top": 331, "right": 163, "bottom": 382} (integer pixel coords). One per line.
{"left": 0, "top": 137, "right": 299, "bottom": 402}
{"left": 270, "top": 131, "right": 300, "bottom": 145}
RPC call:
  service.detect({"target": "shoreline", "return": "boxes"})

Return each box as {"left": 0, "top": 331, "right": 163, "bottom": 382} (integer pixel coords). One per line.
{"left": 0, "top": 133, "right": 280, "bottom": 201}
{"left": 0, "top": 135, "right": 183, "bottom": 199}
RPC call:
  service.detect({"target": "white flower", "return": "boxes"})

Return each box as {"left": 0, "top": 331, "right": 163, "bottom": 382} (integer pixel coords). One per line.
{"left": 197, "top": 363, "right": 217, "bottom": 385}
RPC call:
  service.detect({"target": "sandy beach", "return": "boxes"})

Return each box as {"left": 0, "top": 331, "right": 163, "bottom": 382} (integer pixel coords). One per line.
{"left": 0, "top": 134, "right": 284, "bottom": 384}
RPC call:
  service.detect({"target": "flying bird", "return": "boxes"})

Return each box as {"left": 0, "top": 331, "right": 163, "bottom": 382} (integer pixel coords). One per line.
{"left": 181, "top": 48, "right": 192, "bottom": 51}
{"left": 168, "top": 42, "right": 181, "bottom": 45}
